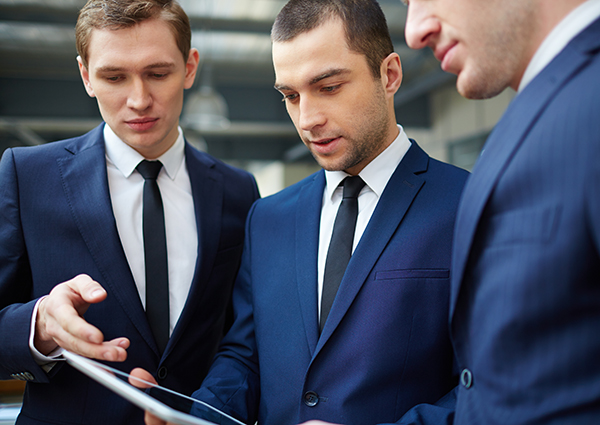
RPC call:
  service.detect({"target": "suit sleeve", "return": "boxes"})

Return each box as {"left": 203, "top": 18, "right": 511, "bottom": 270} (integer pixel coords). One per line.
{"left": 0, "top": 148, "right": 50, "bottom": 382}
{"left": 191, "top": 203, "right": 261, "bottom": 425}
{"left": 393, "top": 386, "right": 456, "bottom": 425}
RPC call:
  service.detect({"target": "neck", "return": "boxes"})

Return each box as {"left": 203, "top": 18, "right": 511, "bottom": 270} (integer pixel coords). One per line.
{"left": 514, "top": 0, "right": 589, "bottom": 89}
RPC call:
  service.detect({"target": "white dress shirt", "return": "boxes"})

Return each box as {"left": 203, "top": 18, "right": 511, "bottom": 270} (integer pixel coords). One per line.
{"left": 30, "top": 124, "right": 197, "bottom": 363}
{"left": 519, "top": 0, "right": 600, "bottom": 92}
{"left": 104, "top": 124, "right": 197, "bottom": 336}
{"left": 317, "top": 125, "right": 411, "bottom": 317}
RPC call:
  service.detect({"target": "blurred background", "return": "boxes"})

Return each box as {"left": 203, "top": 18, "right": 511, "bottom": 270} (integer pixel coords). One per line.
{"left": 0, "top": 0, "right": 516, "bottom": 196}
{"left": 0, "top": 0, "right": 515, "bottom": 420}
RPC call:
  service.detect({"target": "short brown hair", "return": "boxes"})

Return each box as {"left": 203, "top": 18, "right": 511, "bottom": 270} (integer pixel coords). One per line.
{"left": 271, "top": 0, "right": 394, "bottom": 79}
{"left": 76, "top": 0, "right": 191, "bottom": 68}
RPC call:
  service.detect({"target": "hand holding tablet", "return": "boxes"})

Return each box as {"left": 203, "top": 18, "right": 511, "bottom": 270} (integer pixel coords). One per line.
{"left": 62, "top": 350, "right": 244, "bottom": 425}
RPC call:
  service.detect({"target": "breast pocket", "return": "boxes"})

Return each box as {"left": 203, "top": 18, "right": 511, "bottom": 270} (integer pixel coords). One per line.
{"left": 375, "top": 269, "right": 449, "bottom": 280}
{"left": 484, "top": 205, "right": 561, "bottom": 247}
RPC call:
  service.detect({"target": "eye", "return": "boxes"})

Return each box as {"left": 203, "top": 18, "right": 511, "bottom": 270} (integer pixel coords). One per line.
{"left": 151, "top": 73, "right": 168, "bottom": 79}
{"left": 321, "top": 85, "right": 341, "bottom": 94}
{"left": 281, "top": 93, "right": 299, "bottom": 102}
{"left": 105, "top": 75, "right": 123, "bottom": 83}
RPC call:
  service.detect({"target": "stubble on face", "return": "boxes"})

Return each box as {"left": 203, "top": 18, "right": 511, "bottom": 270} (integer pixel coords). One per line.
{"left": 304, "top": 81, "right": 391, "bottom": 174}
{"left": 456, "top": 0, "right": 538, "bottom": 99}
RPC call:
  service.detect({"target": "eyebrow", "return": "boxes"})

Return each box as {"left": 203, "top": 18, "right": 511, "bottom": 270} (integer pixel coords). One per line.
{"left": 95, "top": 62, "right": 176, "bottom": 73}
{"left": 274, "top": 68, "right": 350, "bottom": 91}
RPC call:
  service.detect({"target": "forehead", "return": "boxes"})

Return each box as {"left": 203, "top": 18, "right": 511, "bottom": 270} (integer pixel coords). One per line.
{"left": 272, "top": 19, "right": 369, "bottom": 87}
{"left": 87, "top": 19, "right": 182, "bottom": 68}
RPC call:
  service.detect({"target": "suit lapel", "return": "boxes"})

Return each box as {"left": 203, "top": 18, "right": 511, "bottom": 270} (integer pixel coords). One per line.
{"left": 295, "top": 171, "right": 325, "bottom": 355}
{"left": 166, "top": 144, "right": 221, "bottom": 354}
{"left": 315, "top": 141, "right": 428, "bottom": 353}
{"left": 56, "top": 125, "right": 155, "bottom": 351}
{"left": 450, "top": 18, "right": 600, "bottom": 321}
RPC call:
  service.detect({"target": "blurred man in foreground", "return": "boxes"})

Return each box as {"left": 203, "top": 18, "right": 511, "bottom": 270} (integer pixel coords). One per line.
{"left": 404, "top": 0, "right": 600, "bottom": 423}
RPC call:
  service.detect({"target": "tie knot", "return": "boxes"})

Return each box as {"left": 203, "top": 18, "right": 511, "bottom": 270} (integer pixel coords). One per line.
{"left": 137, "top": 160, "right": 163, "bottom": 180}
{"left": 342, "top": 176, "right": 365, "bottom": 199}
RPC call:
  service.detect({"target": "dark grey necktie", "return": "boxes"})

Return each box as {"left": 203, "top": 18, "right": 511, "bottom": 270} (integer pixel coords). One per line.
{"left": 137, "top": 160, "right": 169, "bottom": 354}
{"left": 320, "top": 176, "right": 365, "bottom": 333}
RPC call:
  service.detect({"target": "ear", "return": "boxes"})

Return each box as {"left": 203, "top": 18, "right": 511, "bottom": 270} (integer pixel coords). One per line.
{"left": 77, "top": 56, "right": 96, "bottom": 98}
{"left": 184, "top": 48, "right": 200, "bottom": 90}
{"left": 380, "top": 52, "right": 403, "bottom": 97}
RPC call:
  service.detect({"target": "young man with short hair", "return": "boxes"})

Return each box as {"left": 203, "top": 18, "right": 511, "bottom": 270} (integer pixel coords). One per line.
{"left": 137, "top": 1, "right": 468, "bottom": 424}
{"left": 0, "top": 1, "right": 259, "bottom": 424}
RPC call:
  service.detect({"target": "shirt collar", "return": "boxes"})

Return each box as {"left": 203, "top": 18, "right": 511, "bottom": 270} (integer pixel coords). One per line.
{"left": 103, "top": 123, "right": 185, "bottom": 180}
{"left": 324, "top": 124, "right": 411, "bottom": 200}
{"left": 519, "top": 0, "right": 600, "bottom": 92}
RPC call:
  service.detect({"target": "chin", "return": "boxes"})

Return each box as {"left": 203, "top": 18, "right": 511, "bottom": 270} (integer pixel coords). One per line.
{"left": 457, "top": 74, "right": 506, "bottom": 100}
{"left": 314, "top": 158, "right": 344, "bottom": 172}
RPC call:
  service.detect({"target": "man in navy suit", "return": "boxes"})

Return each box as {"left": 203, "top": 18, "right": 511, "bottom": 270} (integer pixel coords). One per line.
{"left": 404, "top": 0, "right": 600, "bottom": 423}
{"left": 136, "top": 1, "right": 468, "bottom": 424}
{"left": 0, "top": 0, "right": 258, "bottom": 424}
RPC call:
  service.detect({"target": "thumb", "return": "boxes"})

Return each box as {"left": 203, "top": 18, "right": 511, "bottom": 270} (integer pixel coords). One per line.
{"left": 129, "top": 368, "right": 158, "bottom": 389}
{"left": 70, "top": 274, "right": 107, "bottom": 304}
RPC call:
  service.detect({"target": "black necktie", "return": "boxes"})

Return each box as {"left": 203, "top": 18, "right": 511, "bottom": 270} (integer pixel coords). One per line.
{"left": 137, "top": 160, "right": 169, "bottom": 354}
{"left": 320, "top": 176, "right": 365, "bottom": 333}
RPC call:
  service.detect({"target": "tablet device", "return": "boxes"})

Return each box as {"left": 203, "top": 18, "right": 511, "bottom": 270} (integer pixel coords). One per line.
{"left": 62, "top": 350, "right": 245, "bottom": 425}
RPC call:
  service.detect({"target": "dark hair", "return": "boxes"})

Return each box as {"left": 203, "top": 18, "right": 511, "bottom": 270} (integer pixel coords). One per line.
{"left": 271, "top": 0, "right": 394, "bottom": 78}
{"left": 76, "top": 0, "right": 191, "bottom": 68}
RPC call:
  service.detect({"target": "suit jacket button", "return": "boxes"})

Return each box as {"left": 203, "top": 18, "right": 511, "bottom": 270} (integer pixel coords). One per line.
{"left": 460, "top": 368, "right": 473, "bottom": 389}
{"left": 303, "top": 391, "right": 319, "bottom": 407}
{"left": 157, "top": 366, "right": 168, "bottom": 380}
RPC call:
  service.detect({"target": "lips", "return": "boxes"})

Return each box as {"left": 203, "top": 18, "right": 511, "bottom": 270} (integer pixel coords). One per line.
{"left": 126, "top": 118, "right": 158, "bottom": 132}
{"left": 308, "top": 136, "right": 342, "bottom": 155}
{"left": 435, "top": 42, "right": 458, "bottom": 73}
{"left": 312, "top": 137, "right": 337, "bottom": 145}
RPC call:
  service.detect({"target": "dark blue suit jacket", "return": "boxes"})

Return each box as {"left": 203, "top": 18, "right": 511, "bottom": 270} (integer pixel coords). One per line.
{"left": 0, "top": 124, "right": 259, "bottom": 424}
{"left": 450, "top": 18, "right": 600, "bottom": 424}
{"left": 193, "top": 141, "right": 469, "bottom": 425}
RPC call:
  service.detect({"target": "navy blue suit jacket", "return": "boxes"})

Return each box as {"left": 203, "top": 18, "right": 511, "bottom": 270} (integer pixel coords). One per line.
{"left": 0, "top": 124, "right": 259, "bottom": 424}
{"left": 193, "top": 141, "right": 468, "bottom": 425}
{"left": 450, "top": 18, "right": 600, "bottom": 424}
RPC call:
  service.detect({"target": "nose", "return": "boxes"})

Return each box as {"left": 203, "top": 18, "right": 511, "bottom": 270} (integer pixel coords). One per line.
{"left": 404, "top": 2, "right": 440, "bottom": 50}
{"left": 127, "top": 78, "right": 152, "bottom": 111}
{"left": 297, "top": 96, "right": 326, "bottom": 132}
